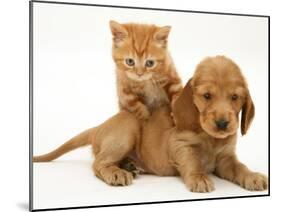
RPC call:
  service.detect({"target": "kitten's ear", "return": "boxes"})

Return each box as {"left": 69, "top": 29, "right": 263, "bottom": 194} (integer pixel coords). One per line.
{"left": 109, "top": 20, "right": 128, "bottom": 46}
{"left": 154, "top": 26, "right": 171, "bottom": 47}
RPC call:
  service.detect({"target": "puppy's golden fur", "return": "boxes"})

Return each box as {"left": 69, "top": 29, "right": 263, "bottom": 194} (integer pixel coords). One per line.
{"left": 33, "top": 56, "right": 267, "bottom": 192}
{"left": 170, "top": 56, "right": 267, "bottom": 192}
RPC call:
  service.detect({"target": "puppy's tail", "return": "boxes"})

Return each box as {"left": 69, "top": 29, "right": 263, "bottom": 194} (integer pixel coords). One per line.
{"left": 33, "top": 127, "right": 96, "bottom": 162}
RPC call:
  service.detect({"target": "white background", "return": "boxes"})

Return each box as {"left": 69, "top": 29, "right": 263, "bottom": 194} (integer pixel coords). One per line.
{"left": 0, "top": 0, "right": 279, "bottom": 212}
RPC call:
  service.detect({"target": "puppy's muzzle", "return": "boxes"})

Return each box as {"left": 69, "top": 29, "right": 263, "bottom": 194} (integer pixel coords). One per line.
{"left": 215, "top": 119, "right": 229, "bottom": 130}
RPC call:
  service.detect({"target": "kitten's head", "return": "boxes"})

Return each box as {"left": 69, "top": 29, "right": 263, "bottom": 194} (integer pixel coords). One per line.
{"left": 110, "top": 20, "right": 171, "bottom": 82}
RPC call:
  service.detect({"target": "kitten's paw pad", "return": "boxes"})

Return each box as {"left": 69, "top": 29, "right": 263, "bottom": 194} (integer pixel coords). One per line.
{"left": 187, "top": 174, "right": 215, "bottom": 193}
{"left": 104, "top": 169, "right": 133, "bottom": 186}
{"left": 243, "top": 172, "right": 268, "bottom": 191}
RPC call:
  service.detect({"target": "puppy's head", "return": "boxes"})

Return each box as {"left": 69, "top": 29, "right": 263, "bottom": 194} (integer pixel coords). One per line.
{"left": 173, "top": 56, "right": 255, "bottom": 139}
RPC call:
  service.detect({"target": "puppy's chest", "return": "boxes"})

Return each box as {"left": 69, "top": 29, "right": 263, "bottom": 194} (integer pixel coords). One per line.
{"left": 132, "top": 79, "right": 170, "bottom": 111}
{"left": 201, "top": 140, "right": 231, "bottom": 173}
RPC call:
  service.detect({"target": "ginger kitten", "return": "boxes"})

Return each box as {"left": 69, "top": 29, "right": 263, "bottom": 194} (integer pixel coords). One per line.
{"left": 110, "top": 20, "right": 182, "bottom": 120}
{"left": 110, "top": 21, "right": 182, "bottom": 119}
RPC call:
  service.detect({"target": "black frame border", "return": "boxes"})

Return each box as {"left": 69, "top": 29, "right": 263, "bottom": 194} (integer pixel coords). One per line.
{"left": 29, "top": 0, "right": 270, "bottom": 211}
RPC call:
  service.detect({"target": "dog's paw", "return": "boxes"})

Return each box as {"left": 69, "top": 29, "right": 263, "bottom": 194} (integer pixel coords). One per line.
{"left": 186, "top": 174, "right": 215, "bottom": 193}
{"left": 242, "top": 172, "right": 268, "bottom": 191}
{"left": 104, "top": 169, "right": 134, "bottom": 186}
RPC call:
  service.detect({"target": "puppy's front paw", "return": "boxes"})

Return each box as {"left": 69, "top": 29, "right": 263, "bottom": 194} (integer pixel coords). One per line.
{"left": 186, "top": 174, "right": 215, "bottom": 193}
{"left": 243, "top": 172, "right": 268, "bottom": 191}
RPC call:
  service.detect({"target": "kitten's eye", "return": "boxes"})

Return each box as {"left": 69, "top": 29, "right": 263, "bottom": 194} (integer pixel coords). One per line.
{"left": 125, "top": 58, "right": 135, "bottom": 66}
{"left": 203, "top": 92, "right": 211, "bottom": 100}
{"left": 145, "top": 60, "right": 155, "bottom": 68}
{"left": 231, "top": 94, "right": 238, "bottom": 101}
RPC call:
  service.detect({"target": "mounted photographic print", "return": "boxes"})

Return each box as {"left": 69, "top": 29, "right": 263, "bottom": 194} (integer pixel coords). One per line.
{"left": 30, "top": 0, "right": 270, "bottom": 211}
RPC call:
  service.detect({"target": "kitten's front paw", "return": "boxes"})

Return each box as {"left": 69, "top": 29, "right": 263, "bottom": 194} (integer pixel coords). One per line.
{"left": 186, "top": 174, "right": 215, "bottom": 193}
{"left": 242, "top": 172, "right": 268, "bottom": 191}
{"left": 135, "top": 105, "right": 150, "bottom": 120}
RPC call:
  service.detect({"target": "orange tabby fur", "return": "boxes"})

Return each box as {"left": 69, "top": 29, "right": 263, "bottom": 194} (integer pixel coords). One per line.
{"left": 110, "top": 20, "right": 182, "bottom": 119}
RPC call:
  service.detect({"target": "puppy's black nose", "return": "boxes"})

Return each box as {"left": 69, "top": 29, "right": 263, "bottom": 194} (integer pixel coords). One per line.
{"left": 215, "top": 119, "right": 229, "bottom": 130}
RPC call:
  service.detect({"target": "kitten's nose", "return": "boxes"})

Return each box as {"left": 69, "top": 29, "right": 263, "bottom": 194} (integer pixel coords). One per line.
{"left": 136, "top": 71, "right": 143, "bottom": 76}
{"left": 215, "top": 119, "right": 229, "bottom": 130}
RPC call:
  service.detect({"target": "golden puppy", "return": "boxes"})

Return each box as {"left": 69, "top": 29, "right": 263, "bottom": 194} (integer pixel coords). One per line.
{"left": 33, "top": 56, "right": 268, "bottom": 193}
{"left": 170, "top": 55, "right": 268, "bottom": 192}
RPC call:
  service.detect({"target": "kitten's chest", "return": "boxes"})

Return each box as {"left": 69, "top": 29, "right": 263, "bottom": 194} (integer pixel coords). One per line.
{"left": 132, "top": 80, "right": 169, "bottom": 111}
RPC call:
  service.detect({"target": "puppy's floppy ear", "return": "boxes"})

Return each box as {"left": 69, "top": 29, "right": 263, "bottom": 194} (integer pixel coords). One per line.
{"left": 109, "top": 20, "right": 128, "bottom": 46}
{"left": 153, "top": 26, "right": 171, "bottom": 48}
{"left": 172, "top": 79, "right": 201, "bottom": 132}
{"left": 241, "top": 91, "right": 255, "bottom": 135}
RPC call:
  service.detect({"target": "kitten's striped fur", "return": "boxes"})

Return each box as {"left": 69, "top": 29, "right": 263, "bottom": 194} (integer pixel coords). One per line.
{"left": 110, "top": 21, "right": 182, "bottom": 120}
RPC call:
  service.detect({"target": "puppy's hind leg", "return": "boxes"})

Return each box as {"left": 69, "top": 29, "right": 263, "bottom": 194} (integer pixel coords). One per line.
{"left": 93, "top": 136, "right": 136, "bottom": 186}
{"left": 92, "top": 111, "right": 140, "bottom": 186}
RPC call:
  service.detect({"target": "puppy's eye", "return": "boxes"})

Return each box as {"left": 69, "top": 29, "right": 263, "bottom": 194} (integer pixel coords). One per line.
{"left": 203, "top": 92, "right": 211, "bottom": 100}
{"left": 125, "top": 58, "right": 135, "bottom": 66}
{"left": 145, "top": 60, "right": 155, "bottom": 68}
{"left": 231, "top": 94, "right": 238, "bottom": 101}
